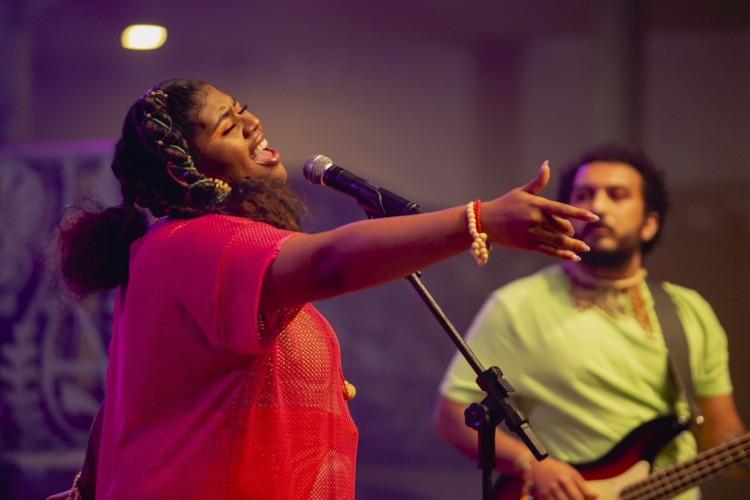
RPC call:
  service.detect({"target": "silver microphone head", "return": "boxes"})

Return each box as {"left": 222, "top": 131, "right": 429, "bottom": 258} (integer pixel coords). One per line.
{"left": 303, "top": 154, "right": 333, "bottom": 185}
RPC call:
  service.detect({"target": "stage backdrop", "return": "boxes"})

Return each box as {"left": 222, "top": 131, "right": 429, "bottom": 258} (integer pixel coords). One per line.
{"left": 0, "top": 141, "right": 117, "bottom": 496}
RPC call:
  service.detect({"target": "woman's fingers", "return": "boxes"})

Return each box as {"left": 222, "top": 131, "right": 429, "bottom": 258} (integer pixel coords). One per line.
{"left": 482, "top": 162, "right": 597, "bottom": 260}
{"left": 521, "top": 161, "right": 551, "bottom": 195}
{"left": 535, "top": 243, "right": 583, "bottom": 261}
{"left": 540, "top": 198, "right": 599, "bottom": 223}
{"left": 535, "top": 232, "right": 589, "bottom": 260}
{"left": 542, "top": 212, "right": 575, "bottom": 236}
{"left": 519, "top": 161, "right": 598, "bottom": 224}
{"left": 538, "top": 225, "right": 590, "bottom": 249}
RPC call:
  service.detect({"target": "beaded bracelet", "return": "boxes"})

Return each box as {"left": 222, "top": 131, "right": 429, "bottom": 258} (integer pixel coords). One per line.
{"left": 466, "top": 200, "right": 490, "bottom": 266}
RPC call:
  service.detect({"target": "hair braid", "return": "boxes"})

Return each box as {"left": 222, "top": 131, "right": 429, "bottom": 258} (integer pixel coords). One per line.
{"left": 127, "top": 88, "right": 231, "bottom": 213}
{"left": 56, "top": 201, "right": 148, "bottom": 296}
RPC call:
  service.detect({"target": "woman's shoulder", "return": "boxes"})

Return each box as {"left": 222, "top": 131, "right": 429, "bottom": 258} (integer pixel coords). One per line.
{"left": 165, "top": 214, "right": 271, "bottom": 235}
{"left": 174, "top": 214, "right": 301, "bottom": 248}
{"left": 139, "top": 214, "right": 258, "bottom": 248}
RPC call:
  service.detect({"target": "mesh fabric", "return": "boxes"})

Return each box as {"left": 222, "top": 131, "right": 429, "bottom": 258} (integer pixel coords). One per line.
{"left": 95, "top": 215, "right": 358, "bottom": 499}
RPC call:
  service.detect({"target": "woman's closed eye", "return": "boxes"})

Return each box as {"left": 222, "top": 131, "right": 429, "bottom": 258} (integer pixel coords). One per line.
{"left": 221, "top": 105, "right": 249, "bottom": 136}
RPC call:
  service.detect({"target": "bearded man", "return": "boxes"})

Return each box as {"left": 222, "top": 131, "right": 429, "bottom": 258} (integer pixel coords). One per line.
{"left": 434, "top": 144, "right": 747, "bottom": 500}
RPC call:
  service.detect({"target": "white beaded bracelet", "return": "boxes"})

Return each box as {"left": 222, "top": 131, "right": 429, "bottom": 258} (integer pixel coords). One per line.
{"left": 466, "top": 200, "right": 490, "bottom": 266}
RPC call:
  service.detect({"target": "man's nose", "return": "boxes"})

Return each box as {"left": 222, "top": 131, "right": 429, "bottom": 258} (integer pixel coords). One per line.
{"left": 590, "top": 190, "right": 611, "bottom": 214}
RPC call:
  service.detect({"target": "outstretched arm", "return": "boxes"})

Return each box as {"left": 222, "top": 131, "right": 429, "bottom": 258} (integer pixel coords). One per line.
{"left": 261, "top": 162, "right": 597, "bottom": 311}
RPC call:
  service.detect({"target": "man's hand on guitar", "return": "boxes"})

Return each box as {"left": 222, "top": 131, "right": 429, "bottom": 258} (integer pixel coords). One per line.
{"left": 530, "top": 457, "right": 599, "bottom": 500}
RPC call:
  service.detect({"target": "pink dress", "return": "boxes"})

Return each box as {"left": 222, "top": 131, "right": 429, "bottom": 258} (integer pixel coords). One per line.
{"left": 95, "top": 214, "right": 358, "bottom": 499}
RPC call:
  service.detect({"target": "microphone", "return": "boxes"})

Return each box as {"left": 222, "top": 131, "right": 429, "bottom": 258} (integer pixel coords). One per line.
{"left": 303, "top": 154, "right": 420, "bottom": 217}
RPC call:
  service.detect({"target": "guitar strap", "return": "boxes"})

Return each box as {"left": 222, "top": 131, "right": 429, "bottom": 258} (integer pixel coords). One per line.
{"left": 648, "top": 279, "right": 704, "bottom": 428}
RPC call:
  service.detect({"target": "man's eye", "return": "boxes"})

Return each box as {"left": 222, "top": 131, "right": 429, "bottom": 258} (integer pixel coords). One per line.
{"left": 571, "top": 191, "right": 589, "bottom": 202}
{"left": 609, "top": 189, "right": 629, "bottom": 200}
{"left": 238, "top": 104, "right": 248, "bottom": 114}
{"left": 222, "top": 125, "right": 236, "bottom": 136}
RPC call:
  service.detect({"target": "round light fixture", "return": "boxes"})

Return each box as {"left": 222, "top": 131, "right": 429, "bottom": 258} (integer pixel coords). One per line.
{"left": 121, "top": 24, "right": 167, "bottom": 50}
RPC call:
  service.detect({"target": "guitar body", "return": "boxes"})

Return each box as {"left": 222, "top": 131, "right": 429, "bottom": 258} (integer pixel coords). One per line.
{"left": 494, "top": 415, "right": 688, "bottom": 500}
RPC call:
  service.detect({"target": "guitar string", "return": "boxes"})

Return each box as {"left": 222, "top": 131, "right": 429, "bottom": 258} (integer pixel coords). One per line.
{"left": 619, "top": 433, "right": 750, "bottom": 499}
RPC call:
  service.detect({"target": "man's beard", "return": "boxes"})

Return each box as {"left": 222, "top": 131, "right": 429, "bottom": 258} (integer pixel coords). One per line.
{"left": 579, "top": 234, "right": 642, "bottom": 269}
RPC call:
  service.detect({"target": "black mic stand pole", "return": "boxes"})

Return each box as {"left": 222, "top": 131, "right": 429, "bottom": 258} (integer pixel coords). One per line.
{"left": 405, "top": 272, "right": 547, "bottom": 500}
{"left": 360, "top": 207, "right": 547, "bottom": 500}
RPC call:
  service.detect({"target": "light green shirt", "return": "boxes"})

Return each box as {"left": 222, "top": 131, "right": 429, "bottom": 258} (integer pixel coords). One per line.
{"left": 440, "top": 265, "right": 732, "bottom": 498}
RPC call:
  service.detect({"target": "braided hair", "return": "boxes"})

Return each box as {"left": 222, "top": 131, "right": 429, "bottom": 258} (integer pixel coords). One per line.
{"left": 114, "top": 80, "right": 233, "bottom": 218}
{"left": 57, "top": 78, "right": 305, "bottom": 296}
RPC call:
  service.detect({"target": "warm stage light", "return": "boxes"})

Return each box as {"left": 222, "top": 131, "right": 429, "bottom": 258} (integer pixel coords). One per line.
{"left": 121, "top": 24, "right": 167, "bottom": 50}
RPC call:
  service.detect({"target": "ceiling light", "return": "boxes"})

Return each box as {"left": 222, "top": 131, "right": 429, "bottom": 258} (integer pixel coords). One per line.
{"left": 121, "top": 24, "right": 167, "bottom": 50}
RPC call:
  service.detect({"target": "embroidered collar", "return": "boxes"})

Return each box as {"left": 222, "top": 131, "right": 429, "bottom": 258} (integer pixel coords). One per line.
{"left": 562, "top": 264, "right": 654, "bottom": 336}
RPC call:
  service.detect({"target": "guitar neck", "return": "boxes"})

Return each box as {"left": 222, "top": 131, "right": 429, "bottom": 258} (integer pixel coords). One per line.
{"left": 620, "top": 432, "right": 750, "bottom": 500}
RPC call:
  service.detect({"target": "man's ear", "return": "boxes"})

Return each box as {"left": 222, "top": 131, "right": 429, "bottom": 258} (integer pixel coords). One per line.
{"left": 641, "top": 211, "right": 660, "bottom": 243}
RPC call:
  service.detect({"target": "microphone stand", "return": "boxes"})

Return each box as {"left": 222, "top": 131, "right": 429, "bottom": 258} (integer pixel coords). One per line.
{"left": 405, "top": 272, "right": 547, "bottom": 500}
{"left": 360, "top": 207, "right": 547, "bottom": 500}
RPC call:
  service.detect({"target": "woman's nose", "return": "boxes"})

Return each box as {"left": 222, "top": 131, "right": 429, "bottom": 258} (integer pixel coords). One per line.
{"left": 241, "top": 115, "right": 260, "bottom": 138}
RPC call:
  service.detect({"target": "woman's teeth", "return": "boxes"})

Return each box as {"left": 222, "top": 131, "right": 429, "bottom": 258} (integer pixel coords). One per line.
{"left": 251, "top": 138, "right": 269, "bottom": 159}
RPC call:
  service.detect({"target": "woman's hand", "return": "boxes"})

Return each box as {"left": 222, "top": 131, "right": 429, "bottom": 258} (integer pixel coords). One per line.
{"left": 45, "top": 491, "right": 72, "bottom": 500}
{"left": 482, "top": 161, "right": 598, "bottom": 260}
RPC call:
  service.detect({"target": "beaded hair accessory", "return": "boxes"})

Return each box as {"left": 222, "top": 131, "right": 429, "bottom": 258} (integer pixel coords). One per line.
{"left": 133, "top": 89, "right": 231, "bottom": 205}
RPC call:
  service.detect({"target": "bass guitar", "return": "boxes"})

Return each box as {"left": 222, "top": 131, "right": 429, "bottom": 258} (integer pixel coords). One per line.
{"left": 494, "top": 415, "right": 750, "bottom": 500}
